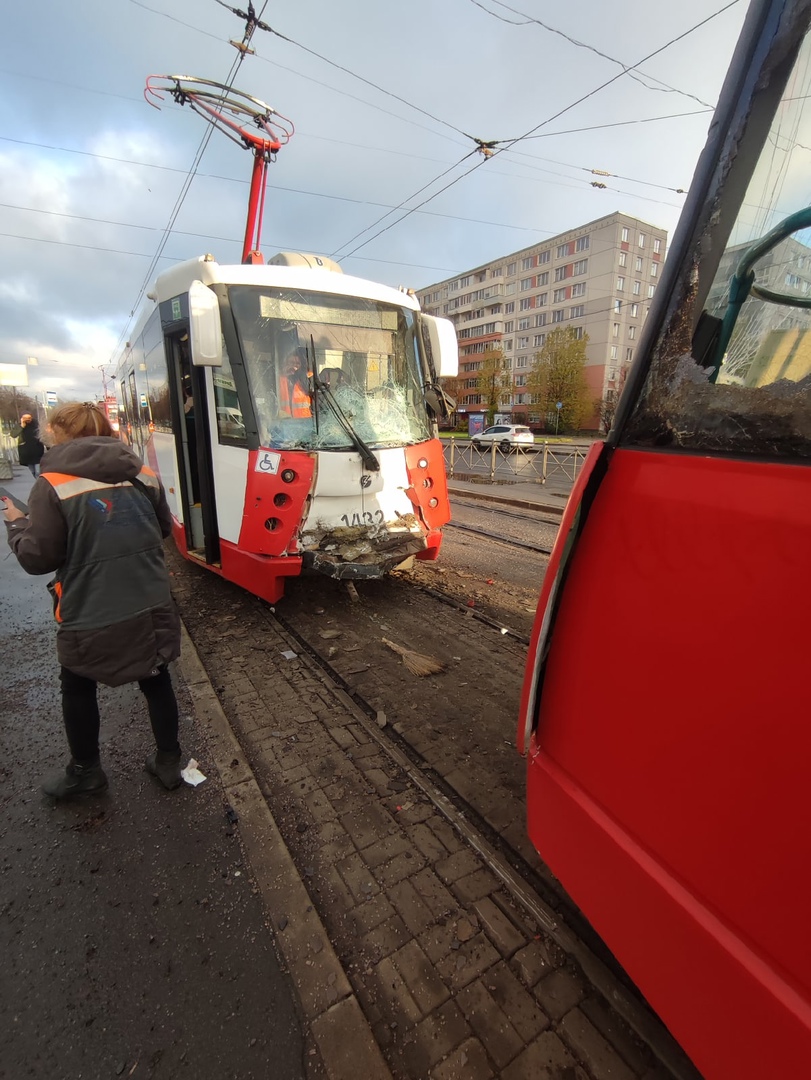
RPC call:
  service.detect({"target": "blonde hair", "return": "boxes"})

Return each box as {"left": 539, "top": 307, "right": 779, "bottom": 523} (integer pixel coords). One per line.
{"left": 49, "top": 402, "right": 113, "bottom": 440}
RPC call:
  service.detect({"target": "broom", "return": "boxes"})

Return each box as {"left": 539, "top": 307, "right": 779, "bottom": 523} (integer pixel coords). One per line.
{"left": 382, "top": 638, "right": 445, "bottom": 677}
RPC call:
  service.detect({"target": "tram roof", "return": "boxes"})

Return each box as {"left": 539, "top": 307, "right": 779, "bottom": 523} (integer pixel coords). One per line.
{"left": 150, "top": 255, "right": 421, "bottom": 312}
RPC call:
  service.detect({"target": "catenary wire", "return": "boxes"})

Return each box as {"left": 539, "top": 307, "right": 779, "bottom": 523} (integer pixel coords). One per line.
{"left": 468, "top": 0, "right": 717, "bottom": 108}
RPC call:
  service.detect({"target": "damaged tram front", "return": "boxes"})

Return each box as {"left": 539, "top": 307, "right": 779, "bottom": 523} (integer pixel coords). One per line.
{"left": 115, "top": 252, "right": 458, "bottom": 603}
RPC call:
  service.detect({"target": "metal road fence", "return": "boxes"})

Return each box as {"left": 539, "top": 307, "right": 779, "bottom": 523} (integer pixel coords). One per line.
{"left": 443, "top": 439, "right": 590, "bottom": 489}
{"left": 0, "top": 433, "right": 17, "bottom": 480}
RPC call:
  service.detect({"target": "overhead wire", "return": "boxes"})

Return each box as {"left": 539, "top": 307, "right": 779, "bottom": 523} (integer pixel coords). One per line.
{"left": 328, "top": 1, "right": 739, "bottom": 263}
{"left": 467, "top": 0, "right": 719, "bottom": 108}
{"left": 108, "top": 0, "right": 270, "bottom": 365}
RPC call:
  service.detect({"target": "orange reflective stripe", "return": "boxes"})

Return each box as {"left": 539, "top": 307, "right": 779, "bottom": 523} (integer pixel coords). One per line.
{"left": 53, "top": 580, "right": 63, "bottom": 624}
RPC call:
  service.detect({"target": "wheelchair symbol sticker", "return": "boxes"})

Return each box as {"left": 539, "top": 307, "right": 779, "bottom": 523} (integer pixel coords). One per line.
{"left": 255, "top": 450, "right": 281, "bottom": 474}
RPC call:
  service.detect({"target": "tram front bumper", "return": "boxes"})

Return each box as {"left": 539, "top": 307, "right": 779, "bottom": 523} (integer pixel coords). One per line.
{"left": 300, "top": 524, "right": 428, "bottom": 579}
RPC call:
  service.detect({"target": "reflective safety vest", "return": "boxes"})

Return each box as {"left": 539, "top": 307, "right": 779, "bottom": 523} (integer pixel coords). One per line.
{"left": 279, "top": 376, "right": 312, "bottom": 418}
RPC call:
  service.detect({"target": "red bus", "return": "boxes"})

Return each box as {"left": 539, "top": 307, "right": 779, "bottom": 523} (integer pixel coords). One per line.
{"left": 518, "top": 2, "right": 811, "bottom": 1077}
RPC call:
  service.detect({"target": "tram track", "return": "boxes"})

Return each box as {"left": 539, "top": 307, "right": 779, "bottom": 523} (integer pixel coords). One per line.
{"left": 261, "top": 597, "right": 700, "bottom": 1080}
{"left": 444, "top": 519, "right": 553, "bottom": 556}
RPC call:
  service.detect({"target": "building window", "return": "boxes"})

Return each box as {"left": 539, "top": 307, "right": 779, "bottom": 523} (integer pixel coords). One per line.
{"left": 613, "top": 322, "right": 620, "bottom": 338}
{"left": 630, "top": 303, "right": 639, "bottom": 317}
{"left": 553, "top": 288, "right": 567, "bottom": 303}
{"left": 573, "top": 259, "right": 588, "bottom": 275}
{"left": 535, "top": 312, "right": 547, "bottom": 327}
{"left": 618, "top": 252, "right": 627, "bottom": 267}
{"left": 571, "top": 282, "right": 586, "bottom": 297}
{"left": 505, "top": 302, "right": 515, "bottom": 314}
{"left": 518, "top": 317, "right": 530, "bottom": 330}
{"left": 575, "top": 235, "right": 589, "bottom": 252}
{"left": 570, "top": 305, "right": 584, "bottom": 319}
{"left": 504, "top": 320, "right": 514, "bottom": 333}
{"left": 572, "top": 326, "right": 584, "bottom": 340}
{"left": 638, "top": 233, "right": 646, "bottom": 249}
{"left": 614, "top": 299, "right": 622, "bottom": 313}
{"left": 628, "top": 325, "right": 636, "bottom": 339}
{"left": 552, "top": 309, "right": 564, "bottom": 323}
{"left": 515, "top": 374, "right": 527, "bottom": 387}
{"left": 538, "top": 250, "right": 550, "bottom": 264}
{"left": 533, "top": 334, "right": 545, "bottom": 347}
{"left": 610, "top": 345, "right": 619, "bottom": 359}
{"left": 556, "top": 243, "right": 569, "bottom": 258}
{"left": 633, "top": 280, "right": 641, "bottom": 295}
{"left": 648, "top": 284, "right": 656, "bottom": 298}
{"left": 519, "top": 298, "right": 532, "bottom": 310}
{"left": 460, "top": 275, "right": 470, "bottom": 287}
{"left": 621, "top": 226, "right": 630, "bottom": 242}
{"left": 651, "top": 262, "right": 658, "bottom": 277}
{"left": 522, "top": 256, "right": 535, "bottom": 270}
{"left": 506, "top": 262, "right": 516, "bottom": 275}
{"left": 520, "top": 277, "right": 533, "bottom": 291}
{"left": 537, "top": 271, "right": 549, "bottom": 286}
{"left": 617, "top": 276, "right": 625, "bottom": 291}
{"left": 536, "top": 293, "right": 548, "bottom": 307}
{"left": 554, "top": 266, "right": 567, "bottom": 282}
{"left": 626, "top": 347, "right": 634, "bottom": 362}
{"left": 504, "top": 339, "right": 513, "bottom": 351}
{"left": 518, "top": 336, "right": 529, "bottom": 348}
{"left": 492, "top": 266, "right": 503, "bottom": 277}
{"left": 653, "top": 238, "right": 662, "bottom": 254}
{"left": 635, "top": 256, "right": 643, "bottom": 272}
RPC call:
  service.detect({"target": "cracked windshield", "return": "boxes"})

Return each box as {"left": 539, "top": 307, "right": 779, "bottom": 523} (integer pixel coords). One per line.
{"left": 229, "top": 287, "right": 431, "bottom": 451}
{"left": 626, "top": 26, "right": 811, "bottom": 458}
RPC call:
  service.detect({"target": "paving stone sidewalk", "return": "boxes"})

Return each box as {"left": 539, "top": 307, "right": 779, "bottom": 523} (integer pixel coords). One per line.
{"left": 171, "top": 561, "right": 676, "bottom": 1080}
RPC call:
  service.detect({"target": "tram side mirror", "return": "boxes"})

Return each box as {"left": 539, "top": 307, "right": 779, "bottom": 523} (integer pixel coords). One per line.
{"left": 189, "top": 280, "right": 223, "bottom": 366}
{"left": 421, "top": 314, "right": 459, "bottom": 378}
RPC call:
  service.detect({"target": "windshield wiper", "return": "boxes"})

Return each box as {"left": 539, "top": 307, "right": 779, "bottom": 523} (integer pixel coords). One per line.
{"left": 306, "top": 337, "right": 379, "bottom": 472}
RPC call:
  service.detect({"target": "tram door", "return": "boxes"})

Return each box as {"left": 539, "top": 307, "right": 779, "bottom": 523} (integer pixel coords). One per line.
{"left": 164, "top": 330, "right": 220, "bottom": 566}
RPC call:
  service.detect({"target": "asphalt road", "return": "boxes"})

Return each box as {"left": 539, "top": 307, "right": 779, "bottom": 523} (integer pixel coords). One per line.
{"left": 1, "top": 471, "right": 308, "bottom": 1080}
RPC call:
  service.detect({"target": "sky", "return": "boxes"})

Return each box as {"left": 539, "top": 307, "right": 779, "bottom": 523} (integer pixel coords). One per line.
{"left": 0, "top": 0, "right": 750, "bottom": 404}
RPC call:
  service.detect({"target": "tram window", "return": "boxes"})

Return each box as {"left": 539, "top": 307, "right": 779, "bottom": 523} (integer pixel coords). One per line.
{"left": 212, "top": 340, "right": 247, "bottom": 444}
{"left": 624, "top": 27, "right": 811, "bottom": 461}
{"left": 229, "top": 286, "right": 431, "bottom": 451}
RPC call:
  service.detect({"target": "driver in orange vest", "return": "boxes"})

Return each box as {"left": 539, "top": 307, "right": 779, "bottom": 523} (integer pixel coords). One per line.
{"left": 278, "top": 350, "right": 312, "bottom": 418}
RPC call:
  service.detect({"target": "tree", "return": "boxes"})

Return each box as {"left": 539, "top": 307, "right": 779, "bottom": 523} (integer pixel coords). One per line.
{"left": 527, "top": 327, "right": 591, "bottom": 433}
{"left": 599, "top": 367, "right": 628, "bottom": 433}
{"left": 0, "top": 387, "right": 38, "bottom": 428}
{"left": 475, "top": 348, "right": 511, "bottom": 424}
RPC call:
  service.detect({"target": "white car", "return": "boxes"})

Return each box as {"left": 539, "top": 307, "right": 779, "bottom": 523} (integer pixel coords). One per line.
{"left": 472, "top": 424, "right": 535, "bottom": 451}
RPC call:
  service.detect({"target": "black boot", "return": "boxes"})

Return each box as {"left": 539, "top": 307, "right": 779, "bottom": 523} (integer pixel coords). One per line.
{"left": 145, "top": 748, "right": 183, "bottom": 790}
{"left": 42, "top": 760, "right": 109, "bottom": 799}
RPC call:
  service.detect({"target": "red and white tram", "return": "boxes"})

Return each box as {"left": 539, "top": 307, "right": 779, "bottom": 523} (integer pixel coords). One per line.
{"left": 519, "top": 1, "right": 811, "bottom": 1076}
{"left": 115, "top": 250, "right": 458, "bottom": 603}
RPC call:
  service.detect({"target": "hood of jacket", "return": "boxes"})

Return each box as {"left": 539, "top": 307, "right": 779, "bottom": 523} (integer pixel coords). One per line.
{"left": 40, "top": 436, "right": 143, "bottom": 485}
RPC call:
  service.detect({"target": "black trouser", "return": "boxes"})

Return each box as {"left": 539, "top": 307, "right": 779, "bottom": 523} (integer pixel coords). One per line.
{"left": 60, "top": 665, "right": 179, "bottom": 764}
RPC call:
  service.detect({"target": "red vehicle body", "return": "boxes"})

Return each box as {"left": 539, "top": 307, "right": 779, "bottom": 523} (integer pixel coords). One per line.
{"left": 518, "top": 2, "right": 811, "bottom": 1077}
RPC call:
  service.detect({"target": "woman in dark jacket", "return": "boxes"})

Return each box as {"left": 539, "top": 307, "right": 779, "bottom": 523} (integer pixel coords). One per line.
{"left": 12, "top": 413, "right": 45, "bottom": 477}
{"left": 2, "top": 402, "right": 184, "bottom": 799}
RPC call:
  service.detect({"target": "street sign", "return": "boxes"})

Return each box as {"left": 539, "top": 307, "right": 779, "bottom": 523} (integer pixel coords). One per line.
{"left": 46, "top": 391, "right": 58, "bottom": 406}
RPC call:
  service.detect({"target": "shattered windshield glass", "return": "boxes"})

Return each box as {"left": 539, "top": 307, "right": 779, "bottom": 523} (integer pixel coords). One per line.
{"left": 624, "top": 27, "right": 811, "bottom": 459}
{"left": 228, "top": 286, "right": 432, "bottom": 450}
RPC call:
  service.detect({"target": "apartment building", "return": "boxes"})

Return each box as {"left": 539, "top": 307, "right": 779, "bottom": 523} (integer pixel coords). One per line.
{"left": 417, "top": 211, "right": 668, "bottom": 430}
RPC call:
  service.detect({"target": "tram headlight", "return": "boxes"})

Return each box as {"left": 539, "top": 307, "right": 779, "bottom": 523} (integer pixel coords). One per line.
{"left": 281, "top": 469, "right": 296, "bottom": 483}
{"left": 417, "top": 457, "right": 429, "bottom": 469}
{"left": 428, "top": 497, "right": 438, "bottom": 508}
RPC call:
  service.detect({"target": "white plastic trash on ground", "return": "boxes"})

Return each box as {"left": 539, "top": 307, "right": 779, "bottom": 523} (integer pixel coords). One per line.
{"left": 181, "top": 758, "right": 206, "bottom": 786}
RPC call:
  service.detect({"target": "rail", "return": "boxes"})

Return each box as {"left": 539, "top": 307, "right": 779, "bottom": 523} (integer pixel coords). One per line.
{"left": 443, "top": 438, "right": 589, "bottom": 486}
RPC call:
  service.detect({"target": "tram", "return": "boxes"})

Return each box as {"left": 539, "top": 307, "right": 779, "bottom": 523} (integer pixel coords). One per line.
{"left": 115, "top": 251, "right": 458, "bottom": 603}
{"left": 518, "top": 1, "right": 811, "bottom": 1076}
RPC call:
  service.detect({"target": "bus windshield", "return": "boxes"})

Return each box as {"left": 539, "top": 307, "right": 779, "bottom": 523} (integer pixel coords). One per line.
{"left": 228, "top": 286, "right": 432, "bottom": 450}
{"left": 624, "top": 22, "right": 811, "bottom": 459}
